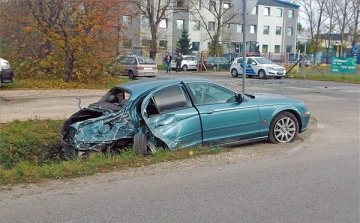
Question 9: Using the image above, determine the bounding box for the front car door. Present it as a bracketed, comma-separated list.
[141, 83, 202, 150]
[185, 82, 260, 147]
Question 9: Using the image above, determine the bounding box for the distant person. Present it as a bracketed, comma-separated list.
[164, 52, 172, 73]
[175, 52, 183, 72]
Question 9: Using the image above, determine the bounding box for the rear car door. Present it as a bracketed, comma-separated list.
[186, 82, 260, 146]
[141, 83, 202, 150]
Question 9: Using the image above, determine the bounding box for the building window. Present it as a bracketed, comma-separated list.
[251, 6, 258, 15]
[288, 9, 294, 18]
[159, 40, 167, 48]
[225, 23, 231, 28]
[262, 44, 268, 53]
[122, 15, 131, 26]
[142, 16, 149, 27]
[160, 19, 168, 28]
[276, 8, 283, 17]
[263, 25, 270, 34]
[177, 0, 184, 7]
[276, 26, 282, 35]
[192, 42, 200, 51]
[223, 2, 231, 9]
[123, 39, 132, 48]
[287, 27, 293, 36]
[250, 25, 257, 34]
[236, 24, 242, 33]
[208, 21, 215, 31]
[177, 19, 185, 29]
[286, 45, 292, 53]
[274, 45, 281, 53]
[209, 1, 216, 11]
[264, 7, 270, 16]
[193, 20, 200, 30]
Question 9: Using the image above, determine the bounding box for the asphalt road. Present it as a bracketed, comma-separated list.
[0, 72, 359, 222]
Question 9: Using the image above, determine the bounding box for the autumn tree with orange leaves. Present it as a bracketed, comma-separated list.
[0, 0, 133, 82]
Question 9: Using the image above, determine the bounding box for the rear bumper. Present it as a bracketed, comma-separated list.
[0, 69, 14, 83]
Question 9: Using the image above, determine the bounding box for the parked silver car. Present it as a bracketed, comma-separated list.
[171, 55, 199, 71]
[117, 55, 158, 79]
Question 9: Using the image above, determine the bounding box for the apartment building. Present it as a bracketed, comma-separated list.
[121, 0, 299, 60]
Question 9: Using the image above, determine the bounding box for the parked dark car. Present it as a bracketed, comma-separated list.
[0, 58, 14, 83]
[203, 57, 231, 70]
[61, 76, 310, 160]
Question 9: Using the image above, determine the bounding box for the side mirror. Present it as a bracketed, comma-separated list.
[251, 62, 257, 65]
[236, 94, 243, 103]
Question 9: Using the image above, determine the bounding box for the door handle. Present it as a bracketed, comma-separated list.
[204, 110, 214, 114]
[155, 124, 163, 128]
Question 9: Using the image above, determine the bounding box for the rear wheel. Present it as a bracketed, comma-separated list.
[128, 70, 135, 80]
[182, 65, 188, 71]
[268, 111, 299, 143]
[134, 133, 147, 155]
[212, 65, 217, 71]
[258, 70, 266, 79]
[231, 69, 239, 77]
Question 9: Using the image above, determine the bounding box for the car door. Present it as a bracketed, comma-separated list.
[141, 83, 202, 150]
[186, 82, 260, 147]
[246, 58, 257, 75]
[188, 56, 198, 70]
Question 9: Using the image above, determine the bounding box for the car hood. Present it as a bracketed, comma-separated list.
[249, 93, 303, 105]
[61, 102, 138, 152]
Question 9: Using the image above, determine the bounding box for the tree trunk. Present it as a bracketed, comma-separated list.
[63, 52, 75, 82]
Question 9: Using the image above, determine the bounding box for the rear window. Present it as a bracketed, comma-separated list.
[138, 57, 156, 65]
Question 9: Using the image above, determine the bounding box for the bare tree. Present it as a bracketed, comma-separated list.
[297, 0, 329, 56]
[128, 0, 187, 60]
[189, 0, 239, 56]
[350, 0, 360, 48]
[332, 0, 353, 57]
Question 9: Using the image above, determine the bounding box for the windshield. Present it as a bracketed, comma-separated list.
[256, 58, 274, 64]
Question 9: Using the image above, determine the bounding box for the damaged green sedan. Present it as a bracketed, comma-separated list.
[61, 76, 310, 159]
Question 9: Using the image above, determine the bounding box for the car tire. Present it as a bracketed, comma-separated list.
[128, 70, 136, 80]
[268, 111, 299, 143]
[134, 133, 147, 155]
[182, 65, 188, 71]
[212, 65, 217, 71]
[258, 70, 266, 79]
[231, 69, 239, 77]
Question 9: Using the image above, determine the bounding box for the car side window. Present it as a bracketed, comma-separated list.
[237, 58, 243, 63]
[129, 58, 136, 64]
[187, 83, 237, 105]
[150, 85, 190, 115]
[247, 58, 253, 64]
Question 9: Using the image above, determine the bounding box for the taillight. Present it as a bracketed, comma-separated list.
[136, 66, 144, 70]
[152, 67, 158, 70]
[204, 61, 208, 66]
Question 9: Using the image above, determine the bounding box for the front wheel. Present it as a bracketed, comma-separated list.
[182, 65, 188, 71]
[231, 69, 239, 77]
[258, 70, 266, 79]
[268, 111, 299, 143]
[128, 70, 135, 80]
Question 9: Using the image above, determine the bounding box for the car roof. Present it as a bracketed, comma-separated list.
[115, 76, 212, 98]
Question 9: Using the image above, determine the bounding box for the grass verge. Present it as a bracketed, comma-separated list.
[0, 119, 229, 186]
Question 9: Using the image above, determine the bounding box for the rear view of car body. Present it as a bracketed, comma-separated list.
[117, 55, 158, 79]
[0, 58, 14, 83]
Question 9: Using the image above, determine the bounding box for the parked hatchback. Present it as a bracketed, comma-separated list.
[0, 58, 14, 83]
[171, 55, 199, 71]
[117, 55, 158, 79]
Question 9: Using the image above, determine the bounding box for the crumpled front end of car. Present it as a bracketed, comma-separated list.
[60, 104, 138, 159]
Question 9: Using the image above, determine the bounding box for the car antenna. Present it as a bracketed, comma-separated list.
[76, 97, 83, 110]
